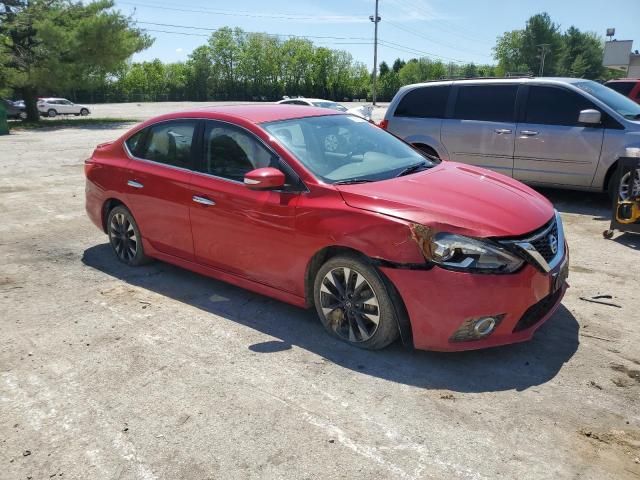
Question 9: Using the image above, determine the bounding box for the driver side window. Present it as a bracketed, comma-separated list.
[200, 122, 275, 182]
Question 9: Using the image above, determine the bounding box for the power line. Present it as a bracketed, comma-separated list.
[120, 1, 366, 22]
[141, 28, 373, 47]
[385, 20, 492, 61]
[136, 21, 372, 41]
[388, 0, 496, 46]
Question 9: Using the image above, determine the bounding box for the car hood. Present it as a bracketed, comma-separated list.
[335, 162, 554, 238]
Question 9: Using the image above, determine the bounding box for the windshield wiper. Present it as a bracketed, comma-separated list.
[396, 161, 428, 177]
[333, 178, 377, 185]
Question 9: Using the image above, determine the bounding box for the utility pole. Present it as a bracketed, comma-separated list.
[537, 44, 551, 76]
[369, 0, 381, 105]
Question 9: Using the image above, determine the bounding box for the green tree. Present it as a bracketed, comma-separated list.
[558, 27, 603, 78]
[0, 0, 151, 120]
[186, 45, 213, 101]
[392, 58, 405, 73]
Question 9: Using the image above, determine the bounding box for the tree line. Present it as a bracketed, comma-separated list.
[1, 3, 623, 121]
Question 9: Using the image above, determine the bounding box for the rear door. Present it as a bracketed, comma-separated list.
[124, 120, 199, 260]
[189, 120, 302, 293]
[441, 84, 518, 177]
[514, 85, 604, 187]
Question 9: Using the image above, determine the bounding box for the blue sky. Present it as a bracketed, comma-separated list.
[114, 0, 640, 68]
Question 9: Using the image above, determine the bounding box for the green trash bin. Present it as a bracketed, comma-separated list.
[0, 99, 9, 135]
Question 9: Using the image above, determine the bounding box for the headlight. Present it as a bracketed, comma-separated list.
[429, 232, 524, 273]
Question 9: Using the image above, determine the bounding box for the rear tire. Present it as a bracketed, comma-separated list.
[107, 206, 150, 266]
[47, 109, 57, 118]
[80, 108, 89, 116]
[313, 254, 400, 350]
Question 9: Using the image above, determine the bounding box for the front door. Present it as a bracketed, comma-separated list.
[441, 84, 519, 177]
[514, 85, 605, 187]
[189, 121, 301, 293]
[124, 120, 199, 260]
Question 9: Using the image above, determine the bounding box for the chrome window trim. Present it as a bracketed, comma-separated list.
[122, 117, 309, 193]
[500, 210, 566, 273]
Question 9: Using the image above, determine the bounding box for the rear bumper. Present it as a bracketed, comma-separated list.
[381, 256, 568, 352]
[85, 179, 105, 232]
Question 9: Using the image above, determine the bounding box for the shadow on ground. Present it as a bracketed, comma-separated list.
[83, 243, 580, 393]
[536, 187, 611, 220]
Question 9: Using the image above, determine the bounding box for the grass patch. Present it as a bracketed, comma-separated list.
[9, 117, 140, 131]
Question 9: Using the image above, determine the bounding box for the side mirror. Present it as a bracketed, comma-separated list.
[244, 167, 285, 190]
[578, 109, 601, 125]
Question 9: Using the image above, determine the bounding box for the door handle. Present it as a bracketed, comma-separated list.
[192, 195, 216, 206]
[520, 130, 539, 136]
[494, 128, 512, 134]
[127, 180, 144, 189]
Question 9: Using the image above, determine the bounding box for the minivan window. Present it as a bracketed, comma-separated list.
[138, 121, 197, 168]
[394, 85, 450, 118]
[453, 84, 518, 122]
[575, 80, 640, 120]
[525, 86, 595, 126]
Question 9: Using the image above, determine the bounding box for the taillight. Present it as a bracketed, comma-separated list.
[84, 158, 96, 177]
[379, 119, 389, 130]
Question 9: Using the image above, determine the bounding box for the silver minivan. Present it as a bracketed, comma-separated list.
[383, 78, 640, 198]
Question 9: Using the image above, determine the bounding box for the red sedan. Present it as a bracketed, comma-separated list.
[85, 105, 568, 351]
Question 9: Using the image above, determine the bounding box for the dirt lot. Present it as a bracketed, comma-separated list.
[1, 103, 639, 480]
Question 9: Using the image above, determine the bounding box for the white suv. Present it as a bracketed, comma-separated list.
[37, 98, 90, 118]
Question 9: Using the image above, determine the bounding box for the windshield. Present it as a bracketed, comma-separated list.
[312, 101, 348, 112]
[263, 114, 434, 183]
[574, 80, 640, 120]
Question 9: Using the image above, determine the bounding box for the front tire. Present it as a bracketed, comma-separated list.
[107, 206, 150, 266]
[313, 255, 400, 350]
[80, 108, 89, 116]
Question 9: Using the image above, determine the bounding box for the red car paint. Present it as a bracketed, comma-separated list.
[85, 105, 567, 351]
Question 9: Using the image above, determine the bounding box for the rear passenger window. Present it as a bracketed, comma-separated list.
[125, 129, 146, 156]
[525, 86, 595, 126]
[394, 85, 450, 118]
[453, 85, 518, 122]
[138, 121, 197, 168]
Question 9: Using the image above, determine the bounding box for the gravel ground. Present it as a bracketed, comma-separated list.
[1, 102, 639, 480]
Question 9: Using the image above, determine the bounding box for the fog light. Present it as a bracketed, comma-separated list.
[450, 314, 505, 342]
[473, 317, 496, 336]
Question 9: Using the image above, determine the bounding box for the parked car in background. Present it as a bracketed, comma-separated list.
[37, 98, 90, 117]
[278, 97, 349, 112]
[382, 78, 640, 199]
[1, 98, 27, 120]
[605, 78, 640, 104]
[85, 105, 568, 352]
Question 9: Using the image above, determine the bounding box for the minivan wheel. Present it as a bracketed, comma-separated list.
[47, 109, 57, 118]
[313, 255, 400, 350]
[107, 206, 150, 266]
[609, 169, 640, 201]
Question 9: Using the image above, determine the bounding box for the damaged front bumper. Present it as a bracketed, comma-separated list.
[381, 258, 568, 351]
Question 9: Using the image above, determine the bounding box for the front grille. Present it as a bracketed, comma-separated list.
[499, 214, 563, 271]
[529, 221, 558, 263]
[513, 288, 563, 332]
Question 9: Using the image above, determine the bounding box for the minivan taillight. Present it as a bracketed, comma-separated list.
[379, 119, 389, 130]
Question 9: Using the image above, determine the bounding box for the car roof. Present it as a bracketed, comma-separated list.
[282, 98, 339, 103]
[143, 104, 344, 125]
[401, 77, 592, 90]
[605, 78, 640, 82]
